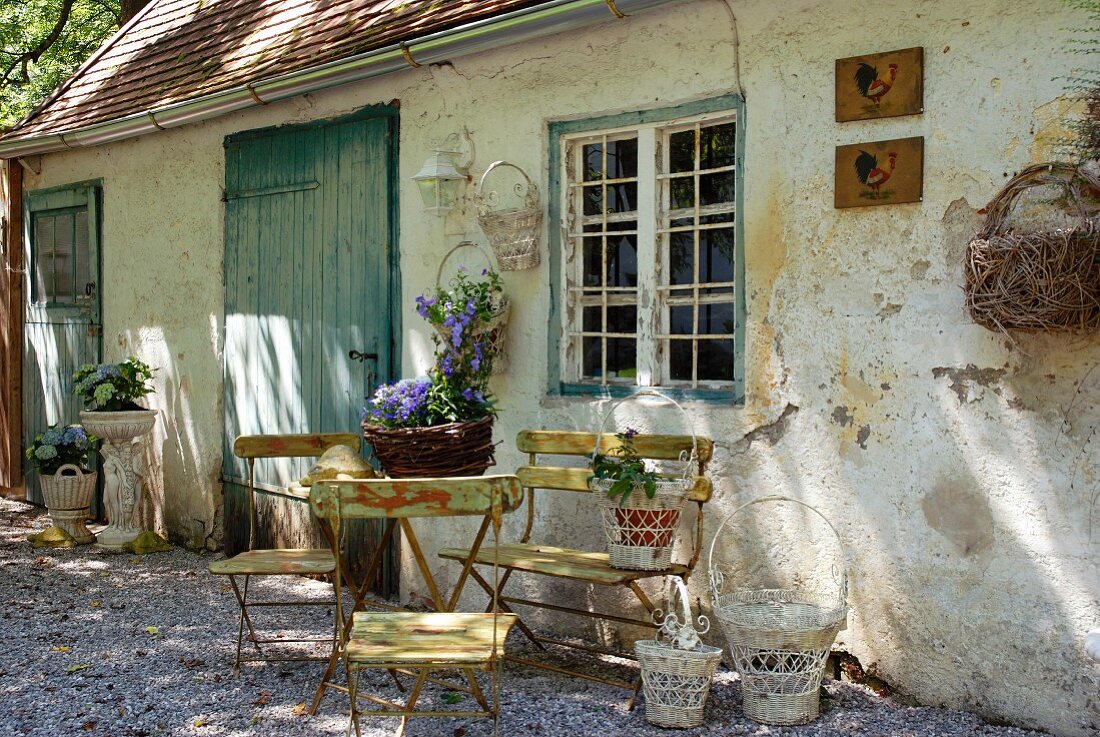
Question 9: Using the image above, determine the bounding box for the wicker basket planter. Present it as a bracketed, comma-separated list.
[476, 161, 542, 271]
[433, 241, 511, 373]
[635, 577, 724, 728]
[965, 163, 1100, 334]
[708, 496, 848, 726]
[595, 482, 688, 570]
[39, 464, 97, 545]
[361, 415, 495, 478]
[589, 390, 696, 571]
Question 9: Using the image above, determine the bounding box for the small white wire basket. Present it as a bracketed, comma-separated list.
[707, 496, 848, 726]
[433, 241, 510, 374]
[635, 577, 724, 728]
[476, 161, 542, 271]
[589, 390, 696, 570]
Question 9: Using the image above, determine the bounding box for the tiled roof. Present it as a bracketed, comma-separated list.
[5, 0, 544, 140]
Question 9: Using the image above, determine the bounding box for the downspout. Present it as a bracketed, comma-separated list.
[0, 0, 682, 159]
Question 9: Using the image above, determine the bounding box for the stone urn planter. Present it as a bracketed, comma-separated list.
[39, 464, 97, 544]
[80, 409, 157, 550]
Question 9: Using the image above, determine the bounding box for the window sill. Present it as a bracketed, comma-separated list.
[549, 382, 742, 405]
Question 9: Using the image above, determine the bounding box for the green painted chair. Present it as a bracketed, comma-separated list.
[309, 475, 523, 737]
[209, 433, 358, 669]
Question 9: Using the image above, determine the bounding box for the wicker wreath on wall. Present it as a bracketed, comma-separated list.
[964, 163, 1100, 334]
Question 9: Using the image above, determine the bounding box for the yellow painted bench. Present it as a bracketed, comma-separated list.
[439, 429, 713, 701]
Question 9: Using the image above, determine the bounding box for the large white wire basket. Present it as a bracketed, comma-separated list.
[476, 161, 542, 271]
[589, 390, 696, 570]
[635, 577, 724, 728]
[707, 496, 848, 726]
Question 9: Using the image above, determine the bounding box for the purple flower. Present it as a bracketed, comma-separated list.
[623, 427, 639, 440]
[441, 353, 455, 377]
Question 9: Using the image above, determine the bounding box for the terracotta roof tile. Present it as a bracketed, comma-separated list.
[5, 0, 546, 140]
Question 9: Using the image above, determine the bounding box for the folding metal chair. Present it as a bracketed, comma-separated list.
[209, 433, 359, 669]
[309, 475, 523, 737]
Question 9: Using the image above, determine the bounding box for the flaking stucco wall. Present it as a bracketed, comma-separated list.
[18, 0, 1100, 732]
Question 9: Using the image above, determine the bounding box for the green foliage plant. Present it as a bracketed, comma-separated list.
[0, 0, 123, 130]
[26, 424, 98, 474]
[1062, 0, 1100, 161]
[73, 357, 155, 411]
[589, 428, 661, 506]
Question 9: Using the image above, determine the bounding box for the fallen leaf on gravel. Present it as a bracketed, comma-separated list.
[89, 601, 100, 608]
[144, 626, 159, 635]
[441, 692, 462, 705]
[220, 584, 232, 593]
[454, 728, 467, 737]
[82, 719, 96, 731]
[250, 715, 261, 725]
[193, 719, 208, 728]
[49, 645, 71, 653]
[99, 571, 110, 577]
[252, 690, 271, 705]
[291, 702, 308, 716]
[65, 664, 91, 673]
[180, 657, 204, 669]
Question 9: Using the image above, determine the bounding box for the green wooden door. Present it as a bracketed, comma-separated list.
[222, 107, 399, 594]
[22, 182, 102, 506]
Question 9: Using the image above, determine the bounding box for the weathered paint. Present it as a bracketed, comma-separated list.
[17, 0, 1100, 732]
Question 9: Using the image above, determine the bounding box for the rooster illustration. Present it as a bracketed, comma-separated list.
[855, 62, 898, 104]
[854, 150, 898, 192]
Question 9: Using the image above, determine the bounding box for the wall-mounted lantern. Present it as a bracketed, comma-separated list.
[412, 130, 475, 217]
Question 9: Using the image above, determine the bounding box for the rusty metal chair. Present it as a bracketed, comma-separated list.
[209, 433, 359, 669]
[309, 475, 523, 737]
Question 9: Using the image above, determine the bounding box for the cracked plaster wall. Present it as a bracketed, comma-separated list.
[19, 0, 1100, 732]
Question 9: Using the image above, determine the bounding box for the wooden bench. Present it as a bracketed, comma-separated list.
[439, 429, 713, 702]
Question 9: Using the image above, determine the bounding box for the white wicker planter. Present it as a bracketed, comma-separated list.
[708, 496, 848, 726]
[635, 577, 723, 728]
[588, 391, 697, 571]
[594, 480, 689, 570]
[39, 464, 96, 544]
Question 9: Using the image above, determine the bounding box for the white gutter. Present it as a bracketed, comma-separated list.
[0, 0, 681, 159]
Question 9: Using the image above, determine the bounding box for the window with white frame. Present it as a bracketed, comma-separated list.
[559, 110, 740, 392]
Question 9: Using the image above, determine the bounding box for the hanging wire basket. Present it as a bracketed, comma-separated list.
[707, 496, 848, 726]
[590, 390, 697, 571]
[476, 160, 542, 271]
[635, 577, 724, 728]
[433, 241, 510, 374]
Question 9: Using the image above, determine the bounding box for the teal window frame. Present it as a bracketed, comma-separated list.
[23, 179, 102, 320]
[547, 96, 746, 404]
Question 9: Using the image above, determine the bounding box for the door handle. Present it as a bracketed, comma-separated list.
[349, 350, 380, 393]
[348, 350, 378, 363]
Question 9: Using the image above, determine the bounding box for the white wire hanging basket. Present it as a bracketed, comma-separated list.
[589, 390, 697, 570]
[476, 160, 542, 271]
[635, 576, 724, 728]
[433, 241, 510, 374]
[707, 496, 849, 726]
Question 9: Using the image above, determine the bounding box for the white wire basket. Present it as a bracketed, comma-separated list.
[433, 241, 510, 374]
[635, 577, 724, 728]
[476, 161, 542, 271]
[707, 496, 848, 726]
[589, 390, 696, 570]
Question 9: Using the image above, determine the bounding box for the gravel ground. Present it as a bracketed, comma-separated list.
[0, 498, 1046, 737]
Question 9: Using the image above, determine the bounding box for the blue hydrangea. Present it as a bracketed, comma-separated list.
[34, 445, 58, 461]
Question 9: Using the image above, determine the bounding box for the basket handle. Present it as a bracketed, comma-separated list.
[476, 160, 538, 210]
[434, 241, 495, 289]
[706, 495, 848, 605]
[654, 576, 710, 649]
[54, 463, 85, 477]
[978, 163, 1100, 240]
[591, 390, 698, 479]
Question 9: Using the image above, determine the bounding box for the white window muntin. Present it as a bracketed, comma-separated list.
[561, 110, 737, 389]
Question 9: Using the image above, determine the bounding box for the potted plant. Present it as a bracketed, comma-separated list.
[588, 392, 697, 571]
[26, 425, 100, 544]
[361, 265, 502, 477]
[73, 357, 157, 549]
